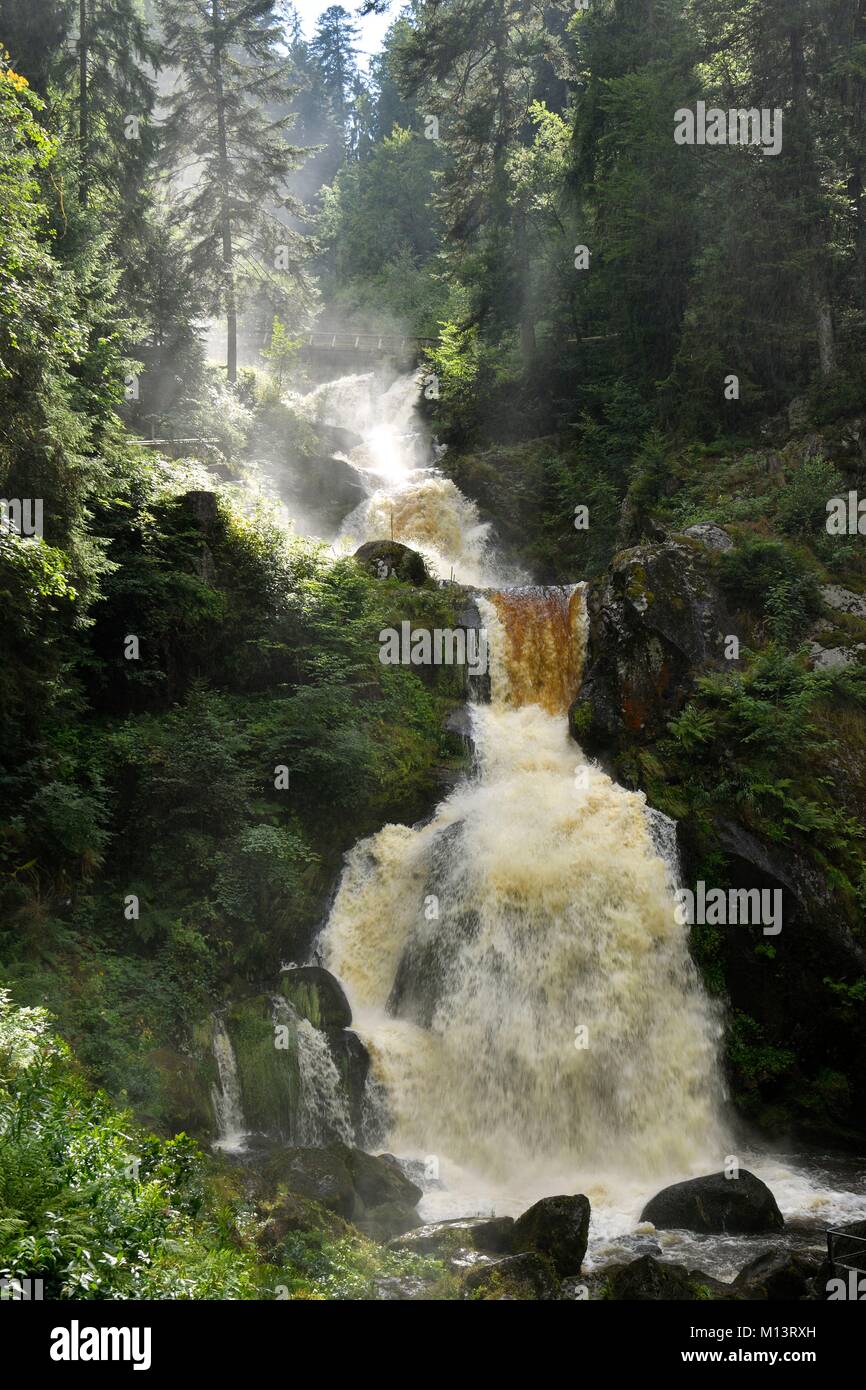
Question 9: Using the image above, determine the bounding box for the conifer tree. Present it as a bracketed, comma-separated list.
[159, 0, 308, 383]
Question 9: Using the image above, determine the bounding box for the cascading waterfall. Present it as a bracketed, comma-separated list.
[295, 1014, 355, 1146]
[320, 582, 729, 1208]
[292, 369, 502, 586]
[211, 1015, 248, 1154]
[284, 366, 865, 1259]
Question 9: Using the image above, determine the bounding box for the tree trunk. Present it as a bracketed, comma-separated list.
[789, 25, 836, 376]
[212, 0, 237, 384]
[78, 0, 88, 207]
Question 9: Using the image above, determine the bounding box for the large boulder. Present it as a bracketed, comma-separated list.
[389, 1216, 515, 1258]
[510, 1194, 591, 1277]
[640, 1171, 784, 1234]
[259, 1143, 422, 1241]
[733, 1250, 822, 1300]
[353, 539, 428, 585]
[463, 1252, 561, 1301]
[604, 1255, 739, 1301]
[279, 966, 352, 1031]
[571, 537, 737, 752]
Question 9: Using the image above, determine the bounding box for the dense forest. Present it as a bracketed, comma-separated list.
[1, 0, 866, 1317]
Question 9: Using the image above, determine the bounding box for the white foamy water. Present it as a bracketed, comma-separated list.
[321, 587, 729, 1205]
[211, 1015, 248, 1154]
[298, 368, 866, 1280]
[291, 370, 502, 585]
[296, 1016, 354, 1146]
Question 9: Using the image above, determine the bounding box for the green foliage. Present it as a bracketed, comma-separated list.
[0, 989, 258, 1298]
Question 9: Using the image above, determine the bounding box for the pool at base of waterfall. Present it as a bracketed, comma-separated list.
[396, 1148, 866, 1283]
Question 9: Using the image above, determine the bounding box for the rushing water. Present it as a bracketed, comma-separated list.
[211, 1015, 248, 1154]
[287, 367, 866, 1279]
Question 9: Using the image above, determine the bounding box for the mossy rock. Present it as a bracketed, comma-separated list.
[279, 966, 351, 1030]
[463, 1252, 560, 1301]
[145, 1045, 216, 1138]
[353, 540, 428, 585]
[225, 995, 300, 1142]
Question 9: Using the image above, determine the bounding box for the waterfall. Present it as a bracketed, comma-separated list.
[290, 368, 505, 586]
[269, 992, 356, 1146]
[320, 582, 728, 1204]
[296, 1018, 355, 1146]
[211, 1016, 248, 1154]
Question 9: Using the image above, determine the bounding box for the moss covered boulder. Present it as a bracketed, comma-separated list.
[463, 1252, 561, 1301]
[510, 1194, 591, 1277]
[353, 539, 428, 585]
[279, 966, 352, 1030]
[259, 1143, 422, 1241]
[603, 1255, 740, 1301]
[572, 536, 736, 751]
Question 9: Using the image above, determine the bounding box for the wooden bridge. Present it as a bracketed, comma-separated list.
[300, 331, 437, 359]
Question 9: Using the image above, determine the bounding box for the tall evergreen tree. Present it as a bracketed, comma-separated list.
[159, 0, 309, 383]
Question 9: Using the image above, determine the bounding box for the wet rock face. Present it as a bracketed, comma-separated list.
[389, 1216, 515, 1258]
[640, 1170, 785, 1235]
[733, 1250, 822, 1300]
[510, 1194, 591, 1277]
[571, 538, 736, 751]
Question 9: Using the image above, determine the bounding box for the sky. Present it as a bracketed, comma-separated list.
[291, 1, 396, 70]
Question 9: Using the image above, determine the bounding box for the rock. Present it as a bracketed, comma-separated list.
[604, 1255, 738, 1301]
[640, 1171, 784, 1234]
[809, 643, 863, 671]
[463, 1252, 561, 1301]
[376, 1153, 444, 1191]
[572, 537, 737, 751]
[389, 1216, 515, 1257]
[257, 1192, 346, 1252]
[144, 1045, 216, 1139]
[263, 1145, 356, 1218]
[279, 966, 352, 1030]
[353, 539, 428, 585]
[820, 583, 866, 617]
[259, 1143, 422, 1242]
[510, 1194, 591, 1277]
[683, 522, 734, 552]
[309, 422, 363, 456]
[351, 1147, 423, 1212]
[272, 451, 366, 534]
[733, 1250, 822, 1300]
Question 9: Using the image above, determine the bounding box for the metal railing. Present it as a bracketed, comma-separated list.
[300, 332, 437, 355]
[827, 1227, 866, 1275]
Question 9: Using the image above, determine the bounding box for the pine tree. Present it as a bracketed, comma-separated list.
[309, 5, 359, 126]
[159, 0, 309, 383]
